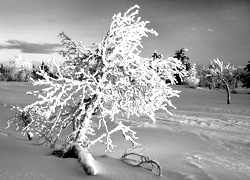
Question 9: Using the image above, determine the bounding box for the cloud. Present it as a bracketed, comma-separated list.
[206, 28, 214, 32]
[190, 27, 214, 32]
[0, 40, 62, 54]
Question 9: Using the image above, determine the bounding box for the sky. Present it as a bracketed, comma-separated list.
[0, 0, 249, 66]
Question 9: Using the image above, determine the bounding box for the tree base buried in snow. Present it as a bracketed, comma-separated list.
[52, 143, 98, 175]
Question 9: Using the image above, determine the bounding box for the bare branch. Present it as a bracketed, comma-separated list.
[121, 147, 162, 176]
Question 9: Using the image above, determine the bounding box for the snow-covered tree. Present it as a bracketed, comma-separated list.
[9, 54, 33, 70]
[204, 58, 236, 104]
[8, 54, 33, 81]
[7, 5, 183, 175]
[184, 63, 200, 88]
[173, 47, 190, 84]
[174, 47, 190, 71]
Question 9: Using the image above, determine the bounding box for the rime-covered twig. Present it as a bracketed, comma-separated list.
[121, 147, 162, 176]
[89, 121, 139, 152]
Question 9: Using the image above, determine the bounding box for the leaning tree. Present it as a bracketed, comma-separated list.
[6, 5, 184, 176]
[204, 58, 236, 104]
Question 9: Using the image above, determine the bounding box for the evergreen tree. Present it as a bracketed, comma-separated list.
[151, 51, 183, 84]
[242, 61, 250, 89]
[174, 48, 191, 71]
[173, 47, 190, 84]
[0, 64, 5, 74]
[232, 67, 245, 89]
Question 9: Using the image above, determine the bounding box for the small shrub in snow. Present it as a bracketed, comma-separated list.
[183, 63, 199, 88]
[184, 76, 200, 88]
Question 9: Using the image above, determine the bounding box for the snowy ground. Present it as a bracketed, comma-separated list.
[0, 82, 250, 180]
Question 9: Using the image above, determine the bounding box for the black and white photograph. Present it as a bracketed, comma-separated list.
[0, 0, 250, 179]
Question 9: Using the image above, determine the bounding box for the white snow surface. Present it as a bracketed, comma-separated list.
[0, 82, 250, 180]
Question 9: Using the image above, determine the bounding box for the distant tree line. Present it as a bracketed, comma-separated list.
[0, 51, 249, 96]
[0, 55, 57, 82]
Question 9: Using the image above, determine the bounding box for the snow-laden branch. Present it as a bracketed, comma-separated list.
[206, 58, 236, 78]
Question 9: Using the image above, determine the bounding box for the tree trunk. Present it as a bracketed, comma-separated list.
[223, 81, 231, 104]
[63, 143, 98, 175]
[218, 77, 231, 105]
[75, 95, 98, 141]
[61, 95, 101, 175]
[71, 95, 100, 175]
[225, 84, 231, 104]
[73, 143, 98, 175]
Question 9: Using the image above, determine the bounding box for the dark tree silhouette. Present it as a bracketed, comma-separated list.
[173, 48, 190, 85]
[242, 61, 250, 89]
[0, 64, 5, 74]
[174, 48, 191, 71]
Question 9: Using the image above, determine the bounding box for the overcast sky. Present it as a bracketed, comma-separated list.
[0, 0, 249, 66]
